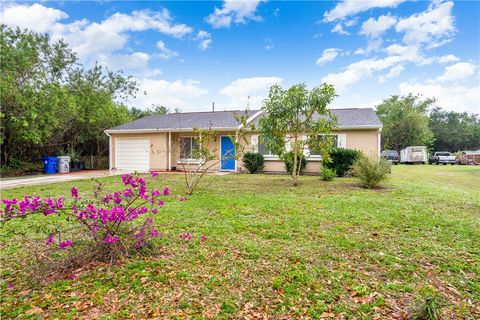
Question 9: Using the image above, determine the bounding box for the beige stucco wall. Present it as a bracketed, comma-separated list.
[110, 133, 168, 170]
[344, 129, 380, 158]
[240, 129, 380, 174]
[110, 128, 379, 173]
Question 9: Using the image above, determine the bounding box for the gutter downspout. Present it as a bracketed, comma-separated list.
[105, 132, 113, 170]
[168, 132, 172, 170]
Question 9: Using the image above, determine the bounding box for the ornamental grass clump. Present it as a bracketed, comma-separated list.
[0, 172, 184, 274]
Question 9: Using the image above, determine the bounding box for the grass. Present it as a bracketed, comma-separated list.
[1, 165, 479, 318]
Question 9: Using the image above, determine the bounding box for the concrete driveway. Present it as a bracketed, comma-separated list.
[0, 170, 128, 190]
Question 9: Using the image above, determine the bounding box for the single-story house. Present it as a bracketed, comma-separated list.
[104, 108, 382, 174]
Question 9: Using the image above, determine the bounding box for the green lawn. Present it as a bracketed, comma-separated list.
[1, 165, 479, 319]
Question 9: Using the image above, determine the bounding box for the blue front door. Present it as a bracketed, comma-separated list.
[221, 136, 235, 171]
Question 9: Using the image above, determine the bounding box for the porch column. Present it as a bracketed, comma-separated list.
[168, 132, 172, 170]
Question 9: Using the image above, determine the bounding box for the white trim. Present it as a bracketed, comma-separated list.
[237, 110, 263, 130]
[220, 135, 236, 172]
[177, 159, 202, 165]
[105, 127, 237, 134]
[168, 132, 172, 170]
[105, 124, 382, 135]
[105, 132, 112, 170]
[336, 125, 382, 130]
[263, 155, 280, 160]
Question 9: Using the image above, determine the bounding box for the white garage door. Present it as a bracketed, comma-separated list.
[115, 138, 150, 171]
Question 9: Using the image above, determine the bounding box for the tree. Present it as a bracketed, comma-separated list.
[0, 25, 138, 167]
[128, 105, 169, 120]
[259, 83, 337, 186]
[376, 94, 434, 151]
[0, 25, 77, 164]
[429, 107, 480, 152]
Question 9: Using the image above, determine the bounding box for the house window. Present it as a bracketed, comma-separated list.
[309, 134, 338, 156]
[257, 142, 275, 156]
[180, 137, 199, 159]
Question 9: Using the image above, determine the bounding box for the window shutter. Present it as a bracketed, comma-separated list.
[337, 134, 347, 148]
[251, 135, 259, 152]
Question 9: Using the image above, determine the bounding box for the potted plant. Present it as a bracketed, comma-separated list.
[68, 148, 84, 172]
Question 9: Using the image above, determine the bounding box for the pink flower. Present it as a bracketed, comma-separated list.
[71, 187, 78, 198]
[151, 190, 161, 197]
[163, 187, 170, 196]
[179, 197, 188, 202]
[157, 200, 164, 207]
[7, 283, 13, 290]
[180, 233, 192, 241]
[59, 240, 73, 249]
[150, 171, 159, 177]
[201, 235, 207, 242]
[152, 208, 158, 214]
[69, 274, 77, 280]
[150, 229, 160, 237]
[104, 235, 119, 244]
[45, 233, 55, 245]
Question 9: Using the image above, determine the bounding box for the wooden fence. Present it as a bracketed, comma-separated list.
[79, 155, 109, 170]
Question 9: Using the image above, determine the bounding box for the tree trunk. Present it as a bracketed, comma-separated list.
[292, 136, 298, 186]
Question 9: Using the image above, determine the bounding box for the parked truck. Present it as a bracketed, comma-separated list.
[431, 152, 457, 165]
[400, 146, 428, 164]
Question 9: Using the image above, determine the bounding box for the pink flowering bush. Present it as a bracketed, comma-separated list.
[0, 173, 183, 269]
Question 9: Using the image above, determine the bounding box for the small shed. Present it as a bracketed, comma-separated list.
[457, 150, 480, 165]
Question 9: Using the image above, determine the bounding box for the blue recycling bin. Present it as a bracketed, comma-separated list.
[42, 157, 58, 174]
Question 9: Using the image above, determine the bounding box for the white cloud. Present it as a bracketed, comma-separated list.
[437, 54, 460, 64]
[220, 76, 282, 107]
[399, 81, 480, 114]
[194, 30, 212, 50]
[0, 3, 192, 69]
[206, 0, 264, 28]
[133, 79, 208, 110]
[322, 47, 426, 92]
[0, 3, 68, 33]
[156, 41, 179, 60]
[98, 52, 151, 70]
[331, 23, 350, 35]
[379, 65, 404, 83]
[360, 14, 397, 38]
[395, 1, 456, 47]
[355, 39, 383, 55]
[324, 0, 406, 22]
[316, 48, 342, 65]
[437, 62, 476, 82]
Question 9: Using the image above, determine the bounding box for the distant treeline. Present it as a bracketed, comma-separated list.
[376, 95, 479, 153]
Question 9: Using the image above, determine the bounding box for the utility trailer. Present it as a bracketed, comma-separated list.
[400, 146, 428, 164]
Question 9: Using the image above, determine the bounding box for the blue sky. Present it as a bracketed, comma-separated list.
[2, 1, 479, 113]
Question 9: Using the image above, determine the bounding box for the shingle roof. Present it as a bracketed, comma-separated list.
[108, 110, 259, 131]
[106, 108, 381, 132]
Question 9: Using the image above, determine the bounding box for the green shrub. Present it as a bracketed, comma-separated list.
[320, 166, 336, 181]
[282, 152, 307, 175]
[350, 156, 390, 188]
[324, 148, 362, 177]
[242, 152, 265, 173]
